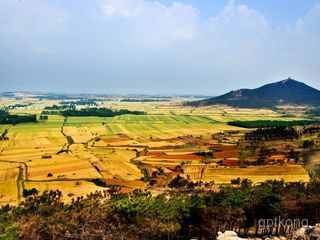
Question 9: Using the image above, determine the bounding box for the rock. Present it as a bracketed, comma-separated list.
[224, 231, 238, 237]
[292, 225, 319, 240]
[217, 230, 247, 240]
[292, 227, 309, 240]
[273, 237, 280, 240]
[308, 224, 320, 240]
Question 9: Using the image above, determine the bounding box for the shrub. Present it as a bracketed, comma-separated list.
[22, 188, 39, 197]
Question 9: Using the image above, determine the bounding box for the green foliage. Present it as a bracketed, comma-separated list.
[61, 108, 145, 117]
[306, 107, 320, 116]
[42, 108, 145, 117]
[245, 126, 299, 141]
[195, 151, 213, 158]
[168, 175, 194, 189]
[1, 181, 320, 239]
[66, 136, 74, 145]
[120, 98, 170, 102]
[22, 188, 39, 198]
[230, 177, 241, 185]
[39, 115, 48, 120]
[44, 104, 70, 110]
[0, 110, 36, 124]
[0, 225, 18, 240]
[92, 178, 109, 187]
[60, 100, 98, 106]
[228, 120, 320, 128]
[0, 129, 8, 141]
[302, 140, 315, 148]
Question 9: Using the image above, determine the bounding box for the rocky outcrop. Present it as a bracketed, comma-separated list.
[292, 224, 320, 240]
[215, 224, 320, 240]
[217, 230, 246, 240]
[216, 230, 286, 240]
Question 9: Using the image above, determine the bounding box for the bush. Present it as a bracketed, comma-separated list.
[168, 175, 192, 189]
[22, 188, 39, 197]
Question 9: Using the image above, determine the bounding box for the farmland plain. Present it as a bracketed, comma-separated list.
[0, 95, 314, 205]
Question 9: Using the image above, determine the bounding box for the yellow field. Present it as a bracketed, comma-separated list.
[89, 148, 142, 180]
[0, 180, 19, 205]
[200, 165, 309, 184]
[27, 153, 101, 180]
[24, 180, 106, 203]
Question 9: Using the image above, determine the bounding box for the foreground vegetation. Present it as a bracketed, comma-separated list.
[1, 180, 320, 240]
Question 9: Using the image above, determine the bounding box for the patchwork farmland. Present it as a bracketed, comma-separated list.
[0, 94, 314, 205]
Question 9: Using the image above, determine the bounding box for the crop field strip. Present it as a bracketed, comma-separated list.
[201, 165, 309, 184]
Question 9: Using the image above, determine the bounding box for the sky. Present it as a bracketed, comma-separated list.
[0, 0, 320, 95]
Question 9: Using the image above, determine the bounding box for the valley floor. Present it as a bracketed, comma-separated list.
[0, 97, 315, 205]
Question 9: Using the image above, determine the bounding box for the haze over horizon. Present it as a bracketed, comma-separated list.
[1, 0, 320, 95]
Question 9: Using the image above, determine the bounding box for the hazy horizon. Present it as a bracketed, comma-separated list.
[1, 0, 320, 94]
[1, 77, 319, 96]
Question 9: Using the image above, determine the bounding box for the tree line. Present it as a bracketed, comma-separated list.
[0, 110, 36, 124]
[1, 180, 320, 240]
[60, 108, 145, 117]
[307, 108, 320, 117]
[42, 108, 145, 117]
[244, 126, 300, 141]
[228, 120, 320, 128]
[120, 98, 170, 102]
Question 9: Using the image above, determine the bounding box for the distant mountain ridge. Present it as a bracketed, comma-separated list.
[186, 78, 320, 108]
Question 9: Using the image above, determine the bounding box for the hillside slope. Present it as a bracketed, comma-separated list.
[186, 78, 320, 108]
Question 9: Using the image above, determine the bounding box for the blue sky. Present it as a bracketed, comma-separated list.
[0, 0, 320, 94]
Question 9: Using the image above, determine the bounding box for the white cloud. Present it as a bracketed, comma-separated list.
[97, 0, 270, 49]
[207, 0, 269, 36]
[98, 0, 199, 47]
[99, 0, 144, 18]
[295, 3, 320, 34]
[0, 0, 68, 37]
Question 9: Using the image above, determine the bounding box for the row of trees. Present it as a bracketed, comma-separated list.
[60, 100, 98, 106]
[120, 98, 170, 102]
[1, 180, 320, 240]
[0, 110, 37, 124]
[60, 108, 145, 117]
[44, 104, 71, 110]
[306, 107, 320, 116]
[228, 120, 320, 128]
[44, 101, 98, 111]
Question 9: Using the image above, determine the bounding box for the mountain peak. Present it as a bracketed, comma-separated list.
[279, 78, 301, 85]
[186, 79, 320, 108]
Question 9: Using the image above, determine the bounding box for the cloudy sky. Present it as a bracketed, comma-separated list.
[0, 0, 320, 94]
